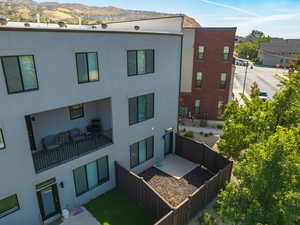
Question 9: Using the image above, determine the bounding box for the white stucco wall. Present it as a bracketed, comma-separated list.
[0, 30, 181, 225]
[181, 28, 195, 93]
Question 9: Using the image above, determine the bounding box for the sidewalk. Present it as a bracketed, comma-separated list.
[232, 76, 250, 106]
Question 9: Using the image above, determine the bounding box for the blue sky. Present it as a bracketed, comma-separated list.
[37, 0, 300, 38]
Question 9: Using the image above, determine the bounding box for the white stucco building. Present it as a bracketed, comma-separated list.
[0, 16, 183, 225]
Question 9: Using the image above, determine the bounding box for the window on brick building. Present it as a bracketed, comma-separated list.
[195, 99, 201, 114]
[220, 73, 227, 89]
[217, 101, 225, 117]
[223, 46, 230, 60]
[195, 72, 202, 88]
[198, 46, 205, 59]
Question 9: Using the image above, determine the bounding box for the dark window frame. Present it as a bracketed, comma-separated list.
[194, 99, 201, 114]
[197, 45, 205, 60]
[219, 73, 227, 89]
[75, 52, 100, 84]
[130, 136, 154, 169]
[0, 128, 6, 150]
[0, 194, 20, 219]
[129, 93, 154, 126]
[195, 72, 203, 88]
[127, 49, 155, 76]
[73, 156, 109, 197]
[69, 104, 84, 120]
[1, 55, 39, 95]
[223, 46, 230, 61]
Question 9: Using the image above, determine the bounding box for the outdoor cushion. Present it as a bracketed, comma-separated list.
[43, 135, 60, 150]
[69, 128, 85, 142]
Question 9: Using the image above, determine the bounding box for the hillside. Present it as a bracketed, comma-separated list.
[0, 0, 200, 27]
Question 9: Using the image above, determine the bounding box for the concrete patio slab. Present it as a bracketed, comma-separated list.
[61, 207, 101, 225]
[154, 154, 199, 180]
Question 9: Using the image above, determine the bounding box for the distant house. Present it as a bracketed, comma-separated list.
[257, 38, 300, 67]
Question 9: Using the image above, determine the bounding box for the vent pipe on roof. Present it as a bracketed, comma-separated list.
[0, 18, 8, 26]
[24, 22, 30, 27]
[58, 21, 66, 28]
[134, 25, 140, 30]
[101, 24, 107, 29]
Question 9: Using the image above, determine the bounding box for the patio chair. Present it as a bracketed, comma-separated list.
[43, 135, 60, 151]
[56, 132, 71, 146]
[69, 128, 85, 142]
[86, 119, 102, 135]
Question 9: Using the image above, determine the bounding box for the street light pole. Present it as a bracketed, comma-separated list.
[242, 61, 249, 95]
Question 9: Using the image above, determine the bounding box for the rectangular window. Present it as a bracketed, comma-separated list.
[217, 101, 225, 117]
[0, 194, 20, 219]
[127, 50, 154, 76]
[195, 99, 201, 114]
[129, 93, 154, 125]
[76, 52, 99, 83]
[220, 73, 227, 89]
[73, 156, 109, 196]
[69, 104, 84, 120]
[223, 46, 230, 60]
[195, 72, 203, 88]
[130, 136, 154, 168]
[198, 46, 205, 59]
[1, 55, 38, 94]
[0, 128, 5, 150]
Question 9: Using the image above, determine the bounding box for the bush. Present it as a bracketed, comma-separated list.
[204, 133, 209, 137]
[184, 130, 194, 138]
[198, 212, 219, 225]
[208, 132, 214, 136]
[216, 124, 223, 129]
[199, 131, 204, 135]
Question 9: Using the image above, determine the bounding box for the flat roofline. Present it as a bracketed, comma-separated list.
[0, 26, 183, 36]
[185, 27, 237, 31]
[106, 15, 185, 24]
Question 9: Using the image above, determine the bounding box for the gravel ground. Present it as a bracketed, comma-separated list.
[140, 167, 214, 207]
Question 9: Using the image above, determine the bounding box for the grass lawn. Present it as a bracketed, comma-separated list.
[85, 188, 156, 225]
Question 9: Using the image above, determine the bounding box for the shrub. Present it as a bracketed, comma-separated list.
[204, 133, 209, 137]
[198, 212, 218, 225]
[200, 131, 204, 135]
[216, 124, 223, 129]
[184, 130, 194, 138]
[208, 132, 214, 136]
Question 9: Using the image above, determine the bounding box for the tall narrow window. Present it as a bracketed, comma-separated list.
[130, 136, 154, 168]
[127, 49, 154, 76]
[0, 128, 5, 150]
[195, 99, 201, 114]
[0, 194, 20, 219]
[129, 93, 154, 125]
[198, 46, 205, 59]
[223, 46, 230, 60]
[195, 72, 203, 88]
[76, 52, 99, 83]
[217, 101, 225, 117]
[69, 104, 84, 120]
[73, 156, 109, 196]
[1, 55, 38, 94]
[220, 73, 227, 89]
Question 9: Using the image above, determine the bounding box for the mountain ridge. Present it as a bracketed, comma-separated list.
[0, 0, 200, 27]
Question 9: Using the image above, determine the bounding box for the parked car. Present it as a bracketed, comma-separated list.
[259, 91, 269, 101]
[236, 60, 248, 66]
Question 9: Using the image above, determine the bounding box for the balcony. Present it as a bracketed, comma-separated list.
[26, 98, 113, 173]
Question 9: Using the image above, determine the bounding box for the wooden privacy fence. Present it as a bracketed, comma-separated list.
[115, 135, 233, 225]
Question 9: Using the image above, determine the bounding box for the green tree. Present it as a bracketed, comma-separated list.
[217, 126, 300, 225]
[218, 72, 300, 160]
[250, 81, 260, 98]
[235, 42, 258, 60]
[288, 55, 300, 72]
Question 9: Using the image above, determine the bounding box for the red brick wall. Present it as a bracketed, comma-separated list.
[180, 28, 236, 121]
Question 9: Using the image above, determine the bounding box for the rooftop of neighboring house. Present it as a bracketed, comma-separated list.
[259, 38, 300, 53]
[0, 15, 184, 35]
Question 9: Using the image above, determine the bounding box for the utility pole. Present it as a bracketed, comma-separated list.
[242, 61, 249, 95]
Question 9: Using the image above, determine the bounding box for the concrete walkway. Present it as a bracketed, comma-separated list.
[61, 207, 101, 225]
[179, 125, 223, 135]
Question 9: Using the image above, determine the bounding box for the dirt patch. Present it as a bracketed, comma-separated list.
[140, 167, 214, 207]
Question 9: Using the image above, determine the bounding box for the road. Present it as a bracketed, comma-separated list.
[233, 65, 287, 100]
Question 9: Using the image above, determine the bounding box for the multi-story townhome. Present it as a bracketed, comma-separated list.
[0, 16, 183, 225]
[180, 27, 236, 125]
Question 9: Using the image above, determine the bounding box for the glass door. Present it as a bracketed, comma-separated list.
[164, 131, 173, 155]
[37, 184, 61, 221]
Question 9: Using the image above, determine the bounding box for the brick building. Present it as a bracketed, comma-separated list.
[180, 27, 236, 124]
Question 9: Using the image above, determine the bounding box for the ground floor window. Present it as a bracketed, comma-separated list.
[0, 194, 20, 219]
[217, 101, 225, 117]
[194, 99, 201, 114]
[130, 136, 154, 168]
[73, 156, 109, 196]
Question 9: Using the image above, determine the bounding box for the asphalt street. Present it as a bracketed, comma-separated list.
[233, 65, 287, 100]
